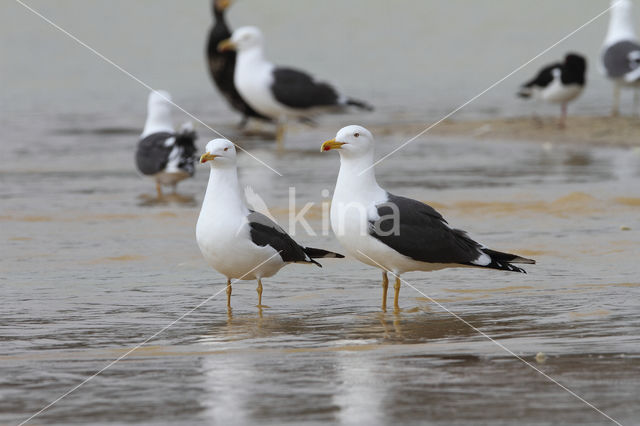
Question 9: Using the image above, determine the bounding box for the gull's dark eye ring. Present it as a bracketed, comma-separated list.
[224, 147, 229, 151]
[354, 133, 360, 137]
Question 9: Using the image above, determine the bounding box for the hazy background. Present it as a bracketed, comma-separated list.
[0, 0, 631, 130]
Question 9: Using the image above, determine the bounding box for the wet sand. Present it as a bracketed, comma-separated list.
[371, 115, 640, 148]
[3, 131, 640, 425]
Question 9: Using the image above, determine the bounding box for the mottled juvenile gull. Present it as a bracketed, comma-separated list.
[218, 26, 372, 148]
[196, 138, 344, 308]
[206, 0, 270, 128]
[518, 53, 587, 128]
[136, 90, 197, 198]
[321, 125, 535, 312]
[601, 0, 640, 115]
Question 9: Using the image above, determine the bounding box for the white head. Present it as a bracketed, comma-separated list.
[321, 125, 375, 159]
[606, 0, 637, 45]
[199, 138, 237, 168]
[142, 90, 173, 137]
[219, 26, 264, 52]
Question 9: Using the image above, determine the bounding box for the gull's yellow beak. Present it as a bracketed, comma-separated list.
[217, 0, 232, 10]
[321, 138, 346, 152]
[218, 38, 236, 52]
[200, 152, 219, 163]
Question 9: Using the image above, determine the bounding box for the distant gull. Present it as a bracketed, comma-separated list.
[321, 125, 535, 312]
[196, 138, 344, 308]
[136, 91, 197, 199]
[206, 0, 271, 128]
[218, 26, 373, 148]
[601, 0, 640, 116]
[518, 53, 587, 128]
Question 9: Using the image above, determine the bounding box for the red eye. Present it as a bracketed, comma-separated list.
[354, 133, 360, 137]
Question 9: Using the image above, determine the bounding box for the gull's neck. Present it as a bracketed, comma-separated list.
[236, 45, 269, 71]
[201, 165, 249, 219]
[605, 1, 637, 46]
[142, 105, 173, 138]
[335, 152, 386, 203]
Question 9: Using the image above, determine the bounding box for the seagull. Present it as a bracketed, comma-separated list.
[518, 53, 587, 128]
[205, 0, 271, 128]
[601, 0, 640, 116]
[321, 125, 535, 312]
[136, 90, 197, 199]
[218, 26, 373, 149]
[196, 138, 344, 309]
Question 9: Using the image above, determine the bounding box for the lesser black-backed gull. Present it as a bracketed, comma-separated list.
[321, 125, 535, 312]
[196, 138, 344, 309]
[218, 26, 373, 148]
[602, 0, 640, 115]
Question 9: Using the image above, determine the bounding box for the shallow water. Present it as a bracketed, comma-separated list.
[2, 1, 640, 425]
[2, 127, 640, 425]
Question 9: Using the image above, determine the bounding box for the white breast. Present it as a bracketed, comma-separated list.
[541, 80, 583, 104]
[233, 52, 283, 119]
[196, 210, 285, 280]
[196, 169, 286, 281]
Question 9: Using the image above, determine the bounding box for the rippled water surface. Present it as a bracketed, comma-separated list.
[2, 1, 640, 425]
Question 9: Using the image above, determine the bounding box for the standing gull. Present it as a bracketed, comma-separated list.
[601, 0, 640, 116]
[206, 0, 270, 128]
[218, 26, 373, 148]
[518, 53, 587, 128]
[321, 126, 535, 312]
[196, 138, 344, 309]
[136, 91, 197, 199]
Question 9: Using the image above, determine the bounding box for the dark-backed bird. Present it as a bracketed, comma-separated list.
[205, 0, 270, 128]
[518, 53, 587, 128]
[321, 125, 535, 312]
[601, 0, 640, 116]
[218, 26, 373, 149]
[136, 91, 197, 199]
[196, 138, 344, 309]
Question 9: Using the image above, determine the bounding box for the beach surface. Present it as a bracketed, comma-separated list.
[2, 1, 639, 425]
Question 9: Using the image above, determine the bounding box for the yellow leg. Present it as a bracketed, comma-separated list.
[155, 181, 163, 199]
[257, 278, 263, 307]
[381, 271, 389, 312]
[226, 278, 232, 309]
[393, 276, 401, 312]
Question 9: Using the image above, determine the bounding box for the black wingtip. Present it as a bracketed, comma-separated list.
[512, 256, 536, 265]
[492, 261, 527, 273]
[303, 247, 345, 259]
